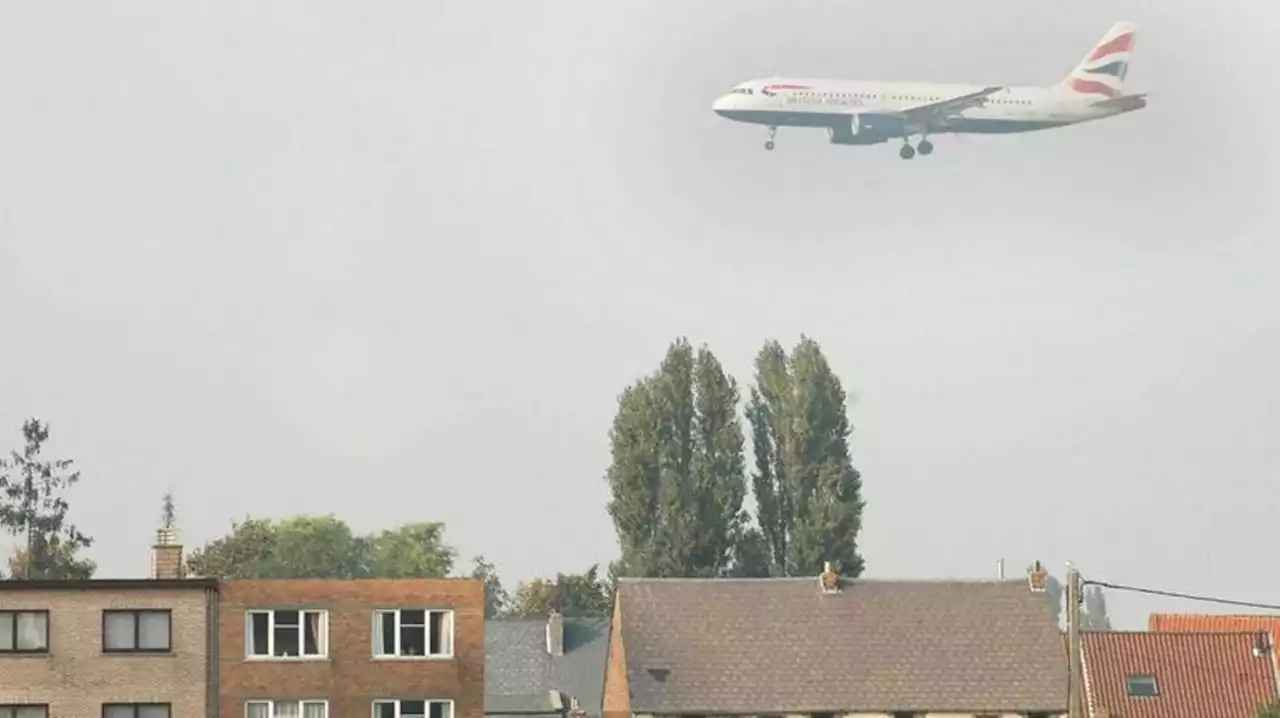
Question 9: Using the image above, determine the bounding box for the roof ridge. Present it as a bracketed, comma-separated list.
[617, 576, 1030, 584]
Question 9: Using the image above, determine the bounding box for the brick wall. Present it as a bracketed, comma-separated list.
[0, 584, 214, 717]
[601, 596, 630, 717]
[219, 578, 484, 718]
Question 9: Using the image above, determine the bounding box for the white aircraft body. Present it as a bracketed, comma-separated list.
[712, 22, 1146, 159]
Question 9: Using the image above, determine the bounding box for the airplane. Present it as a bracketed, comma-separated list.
[711, 22, 1147, 159]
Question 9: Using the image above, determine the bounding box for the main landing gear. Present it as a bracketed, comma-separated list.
[899, 136, 934, 160]
[764, 125, 777, 151]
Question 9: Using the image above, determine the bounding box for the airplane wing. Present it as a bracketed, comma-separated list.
[894, 86, 1002, 122]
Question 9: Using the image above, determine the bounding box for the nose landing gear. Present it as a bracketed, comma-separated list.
[764, 125, 777, 151]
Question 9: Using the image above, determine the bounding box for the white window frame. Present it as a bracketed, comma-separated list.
[371, 609, 454, 659]
[244, 700, 328, 718]
[245, 609, 328, 660]
[370, 699, 454, 718]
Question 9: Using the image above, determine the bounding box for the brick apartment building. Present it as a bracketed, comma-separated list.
[218, 577, 485, 718]
[0, 526, 218, 718]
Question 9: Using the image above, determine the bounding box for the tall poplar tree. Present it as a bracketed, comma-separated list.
[605, 338, 750, 578]
[746, 336, 865, 577]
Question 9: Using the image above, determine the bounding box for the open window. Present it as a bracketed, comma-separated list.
[371, 700, 452, 718]
[245, 609, 327, 659]
[372, 609, 453, 658]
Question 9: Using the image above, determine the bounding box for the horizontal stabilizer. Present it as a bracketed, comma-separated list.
[1091, 93, 1147, 111]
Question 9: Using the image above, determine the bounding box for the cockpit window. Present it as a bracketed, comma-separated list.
[729, 87, 753, 95]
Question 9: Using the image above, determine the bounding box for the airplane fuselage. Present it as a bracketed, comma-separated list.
[712, 79, 1145, 146]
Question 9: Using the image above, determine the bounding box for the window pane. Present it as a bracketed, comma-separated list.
[103, 707, 135, 718]
[400, 624, 425, 656]
[303, 612, 323, 655]
[400, 609, 425, 625]
[138, 706, 170, 718]
[428, 702, 452, 718]
[15, 613, 47, 650]
[273, 624, 300, 657]
[104, 612, 137, 650]
[245, 702, 270, 718]
[15, 709, 47, 718]
[138, 612, 170, 650]
[372, 703, 395, 718]
[249, 613, 270, 655]
[400, 700, 425, 716]
[273, 701, 300, 718]
[375, 612, 395, 655]
[0, 613, 13, 650]
[428, 612, 452, 655]
[302, 702, 326, 718]
[274, 610, 299, 626]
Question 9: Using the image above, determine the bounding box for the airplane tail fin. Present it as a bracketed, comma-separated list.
[1056, 22, 1137, 98]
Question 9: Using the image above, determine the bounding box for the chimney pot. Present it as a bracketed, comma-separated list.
[819, 561, 840, 594]
[546, 609, 564, 656]
[1027, 559, 1048, 593]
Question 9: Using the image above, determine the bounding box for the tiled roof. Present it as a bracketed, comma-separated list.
[616, 576, 1068, 714]
[1150, 612, 1280, 635]
[1081, 631, 1279, 718]
[484, 617, 610, 716]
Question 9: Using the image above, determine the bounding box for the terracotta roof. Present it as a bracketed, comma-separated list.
[1081, 631, 1279, 718]
[616, 576, 1068, 714]
[1149, 612, 1280, 636]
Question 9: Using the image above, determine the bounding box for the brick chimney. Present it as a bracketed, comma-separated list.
[1027, 560, 1048, 593]
[151, 525, 184, 580]
[819, 561, 840, 594]
[546, 609, 564, 656]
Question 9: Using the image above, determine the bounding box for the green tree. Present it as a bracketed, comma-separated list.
[366, 522, 455, 578]
[469, 555, 509, 618]
[605, 338, 751, 578]
[8, 538, 96, 580]
[508, 565, 611, 617]
[0, 419, 95, 579]
[186, 515, 455, 579]
[746, 337, 865, 578]
[1081, 586, 1113, 630]
[1045, 574, 1064, 627]
[1256, 698, 1280, 718]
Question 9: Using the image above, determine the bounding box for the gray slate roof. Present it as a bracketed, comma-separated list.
[485, 617, 610, 716]
[617, 576, 1068, 715]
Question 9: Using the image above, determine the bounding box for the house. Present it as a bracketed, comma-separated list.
[1080, 631, 1280, 718]
[603, 561, 1069, 718]
[485, 610, 609, 716]
[0, 526, 218, 718]
[218, 576, 485, 718]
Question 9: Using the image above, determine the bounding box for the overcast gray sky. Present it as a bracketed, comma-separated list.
[1, 0, 1276, 628]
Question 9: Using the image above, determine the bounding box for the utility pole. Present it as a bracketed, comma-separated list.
[1066, 566, 1084, 718]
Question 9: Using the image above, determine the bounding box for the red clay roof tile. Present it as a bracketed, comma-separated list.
[1081, 631, 1278, 718]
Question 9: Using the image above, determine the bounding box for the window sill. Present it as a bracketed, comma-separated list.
[243, 656, 330, 663]
[0, 651, 50, 657]
[103, 650, 175, 656]
[370, 654, 454, 661]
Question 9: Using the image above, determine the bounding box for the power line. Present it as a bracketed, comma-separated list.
[1085, 579, 1280, 612]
